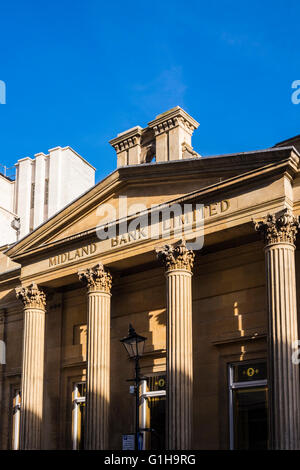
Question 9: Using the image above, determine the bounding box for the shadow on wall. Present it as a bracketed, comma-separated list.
[109, 293, 167, 450]
[19, 407, 43, 450]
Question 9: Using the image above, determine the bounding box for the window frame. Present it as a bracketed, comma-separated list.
[72, 381, 86, 450]
[140, 375, 166, 450]
[228, 360, 268, 450]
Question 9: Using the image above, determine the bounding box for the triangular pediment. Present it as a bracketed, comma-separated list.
[46, 173, 223, 244]
[6, 146, 298, 261]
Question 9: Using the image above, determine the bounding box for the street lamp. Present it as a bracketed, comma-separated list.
[120, 324, 147, 450]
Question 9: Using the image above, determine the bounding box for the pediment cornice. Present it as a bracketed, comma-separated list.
[5, 146, 299, 262]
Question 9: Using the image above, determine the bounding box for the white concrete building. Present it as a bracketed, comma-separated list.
[0, 146, 95, 246]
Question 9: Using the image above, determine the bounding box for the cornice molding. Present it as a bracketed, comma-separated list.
[148, 106, 199, 136]
[109, 126, 143, 153]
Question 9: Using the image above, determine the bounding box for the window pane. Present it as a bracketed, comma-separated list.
[72, 382, 86, 450]
[147, 375, 166, 392]
[77, 382, 86, 398]
[148, 396, 166, 450]
[233, 387, 268, 449]
[233, 361, 267, 383]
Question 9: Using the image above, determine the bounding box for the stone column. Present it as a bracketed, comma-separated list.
[156, 240, 195, 450]
[78, 263, 112, 450]
[255, 209, 300, 449]
[16, 283, 46, 450]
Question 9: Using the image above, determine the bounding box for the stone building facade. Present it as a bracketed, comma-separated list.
[0, 106, 300, 450]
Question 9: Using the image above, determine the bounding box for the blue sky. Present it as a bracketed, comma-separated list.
[1, 0, 300, 181]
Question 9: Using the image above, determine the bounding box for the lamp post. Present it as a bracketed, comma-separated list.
[120, 324, 147, 450]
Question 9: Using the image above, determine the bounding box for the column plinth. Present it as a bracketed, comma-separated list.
[78, 263, 112, 450]
[157, 240, 194, 450]
[255, 209, 300, 449]
[16, 283, 46, 450]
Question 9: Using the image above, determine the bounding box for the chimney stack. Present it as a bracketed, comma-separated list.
[109, 126, 143, 167]
[110, 107, 200, 168]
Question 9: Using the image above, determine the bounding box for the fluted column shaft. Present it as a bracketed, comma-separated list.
[255, 210, 300, 449]
[78, 263, 112, 450]
[167, 269, 193, 449]
[157, 240, 194, 450]
[16, 283, 46, 450]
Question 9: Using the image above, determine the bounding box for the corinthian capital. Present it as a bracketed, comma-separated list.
[16, 283, 46, 310]
[254, 209, 300, 246]
[78, 263, 112, 294]
[156, 239, 195, 272]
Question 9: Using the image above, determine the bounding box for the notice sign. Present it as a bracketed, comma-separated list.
[122, 434, 135, 450]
